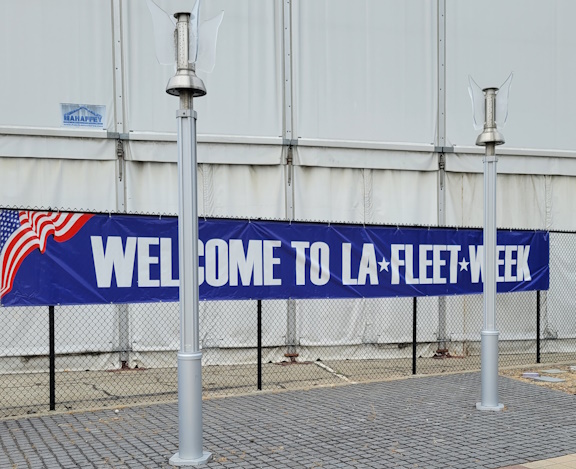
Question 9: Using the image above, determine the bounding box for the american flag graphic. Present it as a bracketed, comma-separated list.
[0, 210, 93, 299]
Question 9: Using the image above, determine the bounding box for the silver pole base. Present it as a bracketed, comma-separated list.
[476, 330, 504, 411]
[170, 352, 212, 466]
[476, 402, 504, 411]
[169, 451, 212, 466]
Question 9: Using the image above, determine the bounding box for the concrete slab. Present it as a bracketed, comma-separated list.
[0, 352, 573, 419]
[531, 376, 566, 383]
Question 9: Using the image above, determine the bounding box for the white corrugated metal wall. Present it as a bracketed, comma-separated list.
[1, 0, 575, 368]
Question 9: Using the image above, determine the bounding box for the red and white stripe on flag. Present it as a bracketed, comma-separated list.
[0, 211, 93, 298]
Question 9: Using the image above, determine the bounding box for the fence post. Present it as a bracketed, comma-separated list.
[257, 300, 262, 390]
[49, 305, 55, 411]
[536, 290, 541, 364]
[412, 297, 417, 375]
[117, 304, 130, 368]
[285, 298, 298, 361]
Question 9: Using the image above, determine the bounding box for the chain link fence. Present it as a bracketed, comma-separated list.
[1, 231, 574, 418]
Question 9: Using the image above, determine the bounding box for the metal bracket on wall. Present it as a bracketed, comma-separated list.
[106, 132, 127, 214]
[116, 139, 125, 182]
[438, 152, 446, 171]
[283, 138, 299, 148]
[106, 132, 129, 140]
[283, 139, 298, 167]
[434, 146, 454, 154]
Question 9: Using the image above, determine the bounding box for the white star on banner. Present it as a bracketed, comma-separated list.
[379, 257, 390, 272]
[459, 258, 469, 271]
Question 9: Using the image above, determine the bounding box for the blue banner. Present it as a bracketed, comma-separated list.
[0, 210, 549, 306]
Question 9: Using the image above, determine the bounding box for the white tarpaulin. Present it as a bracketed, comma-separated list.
[446, 1, 576, 152]
[0, 1, 115, 130]
[2, 1, 576, 370]
[125, 161, 286, 217]
[124, 0, 283, 137]
[293, 166, 438, 225]
[0, 157, 117, 212]
[293, 1, 436, 144]
[445, 172, 548, 229]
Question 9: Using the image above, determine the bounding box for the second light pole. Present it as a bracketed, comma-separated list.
[476, 87, 505, 411]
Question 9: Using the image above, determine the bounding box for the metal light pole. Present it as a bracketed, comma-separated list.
[475, 87, 505, 411]
[167, 12, 211, 466]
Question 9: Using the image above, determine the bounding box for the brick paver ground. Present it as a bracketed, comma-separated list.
[1, 372, 576, 468]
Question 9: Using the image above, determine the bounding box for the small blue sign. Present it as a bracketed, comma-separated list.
[61, 104, 105, 128]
